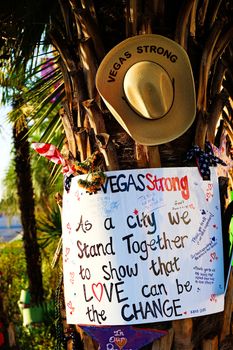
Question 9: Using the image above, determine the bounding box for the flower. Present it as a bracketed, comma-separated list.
[0, 332, 5, 346]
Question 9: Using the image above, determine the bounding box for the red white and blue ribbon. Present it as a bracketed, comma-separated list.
[31, 142, 75, 177]
[186, 141, 227, 180]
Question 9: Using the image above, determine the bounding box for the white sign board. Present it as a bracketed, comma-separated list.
[62, 167, 224, 325]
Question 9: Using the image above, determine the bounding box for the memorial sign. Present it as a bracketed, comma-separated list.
[62, 167, 224, 325]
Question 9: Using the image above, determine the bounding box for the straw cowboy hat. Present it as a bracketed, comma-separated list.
[96, 34, 196, 145]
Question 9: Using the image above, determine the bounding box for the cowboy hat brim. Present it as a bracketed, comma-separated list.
[96, 34, 196, 146]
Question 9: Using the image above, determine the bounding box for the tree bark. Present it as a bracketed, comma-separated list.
[48, 1, 233, 349]
[13, 116, 44, 305]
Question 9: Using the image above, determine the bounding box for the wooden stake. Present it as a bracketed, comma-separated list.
[202, 336, 218, 350]
[152, 329, 174, 350]
[172, 318, 193, 349]
[147, 146, 161, 168]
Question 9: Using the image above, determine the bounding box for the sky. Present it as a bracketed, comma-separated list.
[0, 106, 12, 200]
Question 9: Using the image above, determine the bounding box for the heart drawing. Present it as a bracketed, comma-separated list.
[65, 247, 70, 262]
[114, 337, 128, 350]
[70, 272, 75, 284]
[67, 301, 75, 314]
[92, 283, 103, 302]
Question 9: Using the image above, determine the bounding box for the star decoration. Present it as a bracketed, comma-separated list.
[211, 130, 233, 177]
[79, 325, 167, 350]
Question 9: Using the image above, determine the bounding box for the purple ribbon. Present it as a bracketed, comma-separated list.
[79, 325, 167, 350]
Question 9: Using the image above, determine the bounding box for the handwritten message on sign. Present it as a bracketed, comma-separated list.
[62, 167, 224, 325]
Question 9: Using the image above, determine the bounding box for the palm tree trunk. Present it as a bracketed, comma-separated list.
[13, 116, 44, 305]
[48, 1, 233, 349]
